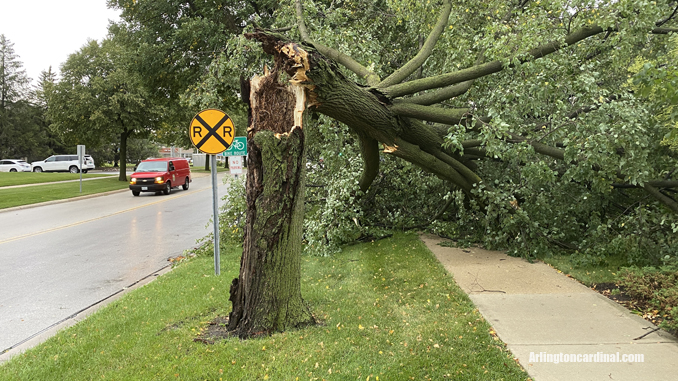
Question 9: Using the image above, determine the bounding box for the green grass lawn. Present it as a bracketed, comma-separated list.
[190, 165, 229, 173]
[0, 172, 116, 187]
[0, 178, 130, 209]
[0, 233, 528, 380]
[542, 254, 629, 286]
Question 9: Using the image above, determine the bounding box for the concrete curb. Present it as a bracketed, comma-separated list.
[0, 265, 173, 364]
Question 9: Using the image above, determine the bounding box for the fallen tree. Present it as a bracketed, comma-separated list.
[110, 0, 678, 337]
[220, 0, 678, 336]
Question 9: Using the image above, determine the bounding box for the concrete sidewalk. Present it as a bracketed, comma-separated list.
[420, 234, 678, 381]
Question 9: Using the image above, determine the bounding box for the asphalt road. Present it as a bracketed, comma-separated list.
[0, 173, 229, 352]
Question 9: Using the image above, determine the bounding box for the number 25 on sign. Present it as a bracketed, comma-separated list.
[189, 109, 235, 155]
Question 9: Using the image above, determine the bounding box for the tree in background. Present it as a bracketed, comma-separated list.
[126, 137, 160, 164]
[47, 39, 162, 181]
[107, 0, 275, 148]
[0, 35, 62, 161]
[33, 67, 68, 159]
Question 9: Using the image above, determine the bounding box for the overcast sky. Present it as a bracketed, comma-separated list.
[0, 1, 121, 84]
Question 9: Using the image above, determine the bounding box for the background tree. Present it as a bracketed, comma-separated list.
[0, 35, 61, 161]
[126, 137, 160, 164]
[47, 39, 161, 181]
[107, 0, 277, 149]
[33, 67, 68, 159]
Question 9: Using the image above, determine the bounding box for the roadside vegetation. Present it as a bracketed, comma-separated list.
[0, 178, 128, 209]
[0, 233, 528, 380]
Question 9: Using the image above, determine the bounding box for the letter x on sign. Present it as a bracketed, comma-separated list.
[189, 109, 235, 155]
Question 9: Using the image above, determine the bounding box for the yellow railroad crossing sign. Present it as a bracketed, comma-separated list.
[189, 109, 235, 155]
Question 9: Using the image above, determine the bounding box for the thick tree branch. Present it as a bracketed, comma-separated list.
[385, 139, 474, 193]
[462, 139, 483, 148]
[294, 0, 380, 86]
[656, 4, 678, 27]
[432, 150, 483, 185]
[613, 180, 678, 188]
[507, 134, 566, 160]
[358, 133, 380, 192]
[381, 60, 503, 98]
[294, 0, 311, 41]
[390, 103, 469, 125]
[377, 0, 453, 88]
[652, 27, 678, 34]
[643, 183, 678, 213]
[396, 81, 476, 106]
[380, 26, 610, 98]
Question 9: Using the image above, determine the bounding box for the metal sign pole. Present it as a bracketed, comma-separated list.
[211, 154, 221, 275]
[189, 109, 235, 276]
[77, 145, 85, 193]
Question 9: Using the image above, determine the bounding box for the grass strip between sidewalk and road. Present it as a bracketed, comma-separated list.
[0, 232, 528, 380]
[0, 172, 116, 187]
[190, 166, 229, 173]
[0, 178, 129, 209]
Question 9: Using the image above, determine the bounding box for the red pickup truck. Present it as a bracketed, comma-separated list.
[129, 158, 191, 196]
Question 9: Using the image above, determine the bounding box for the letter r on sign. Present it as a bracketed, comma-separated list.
[193, 126, 202, 137]
[223, 125, 232, 137]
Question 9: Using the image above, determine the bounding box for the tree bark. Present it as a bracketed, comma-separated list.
[228, 59, 315, 338]
[118, 129, 131, 182]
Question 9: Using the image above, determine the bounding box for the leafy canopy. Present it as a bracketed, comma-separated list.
[115, 0, 678, 264]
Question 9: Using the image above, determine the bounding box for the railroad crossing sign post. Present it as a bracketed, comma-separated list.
[189, 109, 235, 275]
[77, 145, 85, 193]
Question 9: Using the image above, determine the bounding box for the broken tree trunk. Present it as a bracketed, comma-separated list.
[228, 53, 315, 338]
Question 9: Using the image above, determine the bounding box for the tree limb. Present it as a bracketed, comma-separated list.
[613, 180, 678, 188]
[656, 4, 678, 27]
[390, 103, 469, 125]
[506, 133, 566, 160]
[432, 149, 483, 185]
[652, 27, 678, 34]
[294, 0, 311, 41]
[395, 81, 476, 106]
[358, 133, 380, 192]
[383, 25, 617, 97]
[381, 59, 504, 98]
[377, 0, 453, 88]
[643, 183, 678, 213]
[385, 138, 474, 193]
[294, 0, 380, 86]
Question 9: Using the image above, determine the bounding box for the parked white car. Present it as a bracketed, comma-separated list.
[0, 159, 32, 172]
[31, 155, 95, 173]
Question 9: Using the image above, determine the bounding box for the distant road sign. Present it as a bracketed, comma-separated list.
[229, 156, 243, 174]
[223, 136, 247, 157]
[189, 109, 235, 155]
